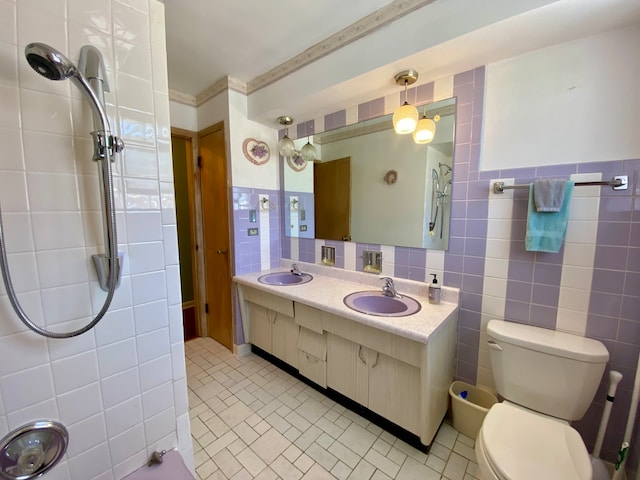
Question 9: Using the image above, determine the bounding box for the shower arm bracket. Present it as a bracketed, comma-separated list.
[91, 131, 124, 162]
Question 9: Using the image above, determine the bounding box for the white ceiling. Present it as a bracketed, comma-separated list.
[164, 0, 640, 125]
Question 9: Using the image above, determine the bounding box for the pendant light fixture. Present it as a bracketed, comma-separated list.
[392, 70, 419, 135]
[413, 107, 438, 144]
[300, 136, 316, 162]
[277, 116, 295, 157]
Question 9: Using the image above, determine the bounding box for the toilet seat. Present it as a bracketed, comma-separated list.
[479, 403, 592, 480]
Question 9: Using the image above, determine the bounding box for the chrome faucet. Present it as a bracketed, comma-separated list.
[291, 263, 302, 276]
[381, 277, 401, 298]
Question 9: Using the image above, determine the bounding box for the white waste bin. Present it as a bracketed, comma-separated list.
[449, 381, 498, 439]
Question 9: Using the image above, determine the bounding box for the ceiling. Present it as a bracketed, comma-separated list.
[164, 0, 640, 125]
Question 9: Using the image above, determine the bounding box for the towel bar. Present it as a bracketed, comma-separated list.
[492, 175, 628, 194]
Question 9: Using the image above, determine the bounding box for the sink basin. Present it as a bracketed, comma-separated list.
[343, 291, 421, 317]
[258, 272, 313, 286]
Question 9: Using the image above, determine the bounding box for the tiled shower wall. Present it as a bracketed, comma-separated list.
[272, 67, 640, 466]
[0, 1, 191, 478]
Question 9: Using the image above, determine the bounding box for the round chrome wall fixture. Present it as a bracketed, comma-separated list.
[0, 421, 68, 480]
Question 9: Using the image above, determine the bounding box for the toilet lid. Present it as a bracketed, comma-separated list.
[480, 403, 591, 480]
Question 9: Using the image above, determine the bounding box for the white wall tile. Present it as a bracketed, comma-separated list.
[141, 380, 173, 419]
[100, 366, 140, 409]
[0, 85, 20, 128]
[66, 413, 108, 458]
[0, 43, 18, 87]
[105, 394, 143, 437]
[68, 0, 112, 34]
[16, 4, 66, 49]
[116, 39, 152, 81]
[125, 178, 160, 210]
[0, 331, 49, 376]
[68, 24, 114, 74]
[51, 350, 100, 394]
[0, 213, 33, 254]
[17, 0, 65, 19]
[136, 327, 170, 364]
[556, 308, 588, 336]
[563, 243, 597, 267]
[0, 364, 54, 412]
[67, 442, 112, 480]
[168, 303, 184, 344]
[119, 108, 156, 146]
[165, 265, 181, 305]
[23, 131, 75, 173]
[21, 90, 73, 135]
[109, 423, 146, 465]
[2, 252, 38, 293]
[37, 248, 89, 288]
[143, 405, 175, 444]
[57, 381, 104, 425]
[0, 1, 16, 44]
[126, 211, 163, 242]
[46, 317, 97, 361]
[0, 128, 24, 170]
[98, 337, 138, 378]
[173, 377, 188, 416]
[128, 241, 165, 274]
[134, 299, 168, 334]
[139, 353, 172, 391]
[558, 287, 591, 313]
[162, 226, 179, 265]
[42, 283, 92, 325]
[117, 74, 154, 114]
[0, 291, 42, 336]
[28, 172, 80, 211]
[94, 307, 135, 347]
[31, 212, 85, 249]
[6, 398, 58, 430]
[0, 171, 28, 212]
[171, 341, 186, 380]
[131, 270, 167, 304]
[113, 2, 150, 46]
[123, 144, 159, 178]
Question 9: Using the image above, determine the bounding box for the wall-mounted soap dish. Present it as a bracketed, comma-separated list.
[322, 245, 335, 266]
[363, 250, 382, 273]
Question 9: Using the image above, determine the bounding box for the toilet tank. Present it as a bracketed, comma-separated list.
[487, 320, 609, 421]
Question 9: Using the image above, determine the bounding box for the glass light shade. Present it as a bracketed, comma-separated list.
[392, 102, 419, 134]
[278, 135, 295, 157]
[300, 141, 316, 162]
[413, 117, 436, 144]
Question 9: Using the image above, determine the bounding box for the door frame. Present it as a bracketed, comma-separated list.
[171, 127, 207, 337]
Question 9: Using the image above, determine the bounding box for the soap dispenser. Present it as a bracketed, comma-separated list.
[428, 273, 441, 304]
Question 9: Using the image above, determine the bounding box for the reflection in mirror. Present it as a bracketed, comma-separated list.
[284, 97, 456, 250]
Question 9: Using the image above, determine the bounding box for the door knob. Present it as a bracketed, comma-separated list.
[216, 249, 228, 254]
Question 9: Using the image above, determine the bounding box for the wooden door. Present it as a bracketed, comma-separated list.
[314, 157, 351, 241]
[199, 124, 233, 349]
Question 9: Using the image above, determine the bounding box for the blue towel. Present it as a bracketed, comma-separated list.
[525, 181, 574, 253]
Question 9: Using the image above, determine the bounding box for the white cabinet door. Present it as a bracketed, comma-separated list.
[248, 303, 272, 353]
[272, 313, 299, 368]
[368, 352, 420, 433]
[326, 333, 368, 406]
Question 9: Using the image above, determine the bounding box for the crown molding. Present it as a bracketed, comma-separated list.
[168, 89, 197, 106]
[196, 76, 248, 106]
[246, 0, 437, 94]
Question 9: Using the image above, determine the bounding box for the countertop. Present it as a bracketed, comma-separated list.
[233, 261, 459, 344]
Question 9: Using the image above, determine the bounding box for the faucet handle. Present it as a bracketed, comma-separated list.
[380, 276, 393, 285]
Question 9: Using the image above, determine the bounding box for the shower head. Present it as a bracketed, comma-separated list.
[25, 43, 78, 81]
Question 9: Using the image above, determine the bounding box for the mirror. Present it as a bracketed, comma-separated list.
[284, 97, 456, 250]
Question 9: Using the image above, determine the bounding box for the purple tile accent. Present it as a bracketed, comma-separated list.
[459, 309, 481, 329]
[456, 102, 472, 125]
[455, 122, 471, 145]
[465, 219, 488, 238]
[444, 253, 463, 273]
[449, 218, 466, 237]
[454, 69, 475, 87]
[506, 280, 532, 303]
[618, 319, 640, 344]
[589, 291, 623, 317]
[457, 343, 479, 364]
[461, 292, 483, 313]
[394, 247, 410, 266]
[463, 256, 485, 276]
[464, 238, 486, 257]
[535, 164, 577, 177]
[454, 143, 471, 164]
[448, 237, 465, 254]
[578, 160, 625, 175]
[631, 223, 640, 247]
[508, 260, 534, 282]
[472, 89, 484, 117]
[529, 304, 557, 329]
[450, 200, 467, 219]
[469, 144, 481, 172]
[443, 271, 463, 288]
[533, 263, 562, 286]
[628, 248, 640, 272]
[416, 82, 434, 105]
[462, 274, 484, 295]
[451, 182, 468, 201]
[600, 196, 633, 222]
[531, 284, 560, 307]
[591, 269, 626, 294]
[456, 360, 478, 385]
[405, 86, 417, 105]
[505, 299, 531, 323]
[471, 115, 483, 144]
[467, 181, 489, 200]
[455, 84, 474, 106]
[394, 264, 409, 279]
[408, 266, 425, 282]
[357, 102, 370, 122]
[466, 200, 489, 219]
[499, 167, 536, 179]
[597, 222, 631, 247]
[587, 314, 620, 341]
[370, 97, 384, 117]
[621, 295, 640, 321]
[453, 163, 470, 184]
[408, 247, 426, 267]
[459, 326, 481, 346]
[612, 343, 640, 370]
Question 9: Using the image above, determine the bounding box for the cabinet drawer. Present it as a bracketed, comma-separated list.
[298, 350, 327, 388]
[297, 327, 326, 360]
[242, 286, 294, 317]
[294, 303, 323, 333]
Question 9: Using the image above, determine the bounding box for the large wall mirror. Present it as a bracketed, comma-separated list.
[284, 97, 456, 250]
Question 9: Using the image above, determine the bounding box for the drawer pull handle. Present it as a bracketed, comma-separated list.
[371, 352, 379, 368]
[358, 346, 367, 365]
[305, 353, 319, 364]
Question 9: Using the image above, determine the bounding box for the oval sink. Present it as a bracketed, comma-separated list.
[343, 291, 421, 317]
[258, 272, 313, 286]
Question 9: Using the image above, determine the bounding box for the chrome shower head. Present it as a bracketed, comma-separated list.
[25, 43, 78, 81]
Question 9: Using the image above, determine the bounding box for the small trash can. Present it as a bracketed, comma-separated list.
[449, 381, 498, 439]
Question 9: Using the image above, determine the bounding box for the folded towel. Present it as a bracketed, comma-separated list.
[534, 179, 567, 212]
[526, 181, 574, 253]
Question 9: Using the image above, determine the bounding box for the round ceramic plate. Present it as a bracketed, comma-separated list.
[242, 138, 270, 165]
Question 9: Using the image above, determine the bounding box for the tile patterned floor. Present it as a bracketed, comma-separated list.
[187, 337, 481, 480]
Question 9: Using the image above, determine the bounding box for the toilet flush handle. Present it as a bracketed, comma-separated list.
[487, 340, 503, 351]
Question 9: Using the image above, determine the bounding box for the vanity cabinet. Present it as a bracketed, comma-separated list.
[243, 287, 298, 369]
[236, 279, 458, 449]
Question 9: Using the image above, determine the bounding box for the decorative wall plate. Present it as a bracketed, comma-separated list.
[287, 151, 307, 172]
[384, 169, 398, 185]
[242, 138, 270, 165]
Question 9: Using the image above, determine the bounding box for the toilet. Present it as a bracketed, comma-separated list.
[475, 320, 609, 480]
